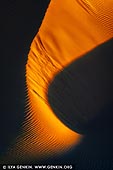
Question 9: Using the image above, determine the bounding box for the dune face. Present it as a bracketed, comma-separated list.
[1, 0, 113, 163]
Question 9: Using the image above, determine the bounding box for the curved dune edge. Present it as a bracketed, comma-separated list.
[1, 0, 113, 163]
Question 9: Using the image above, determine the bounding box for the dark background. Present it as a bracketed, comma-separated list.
[1, 1, 113, 169]
[1, 0, 50, 154]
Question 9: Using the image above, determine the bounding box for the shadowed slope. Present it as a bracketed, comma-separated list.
[48, 39, 113, 134]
